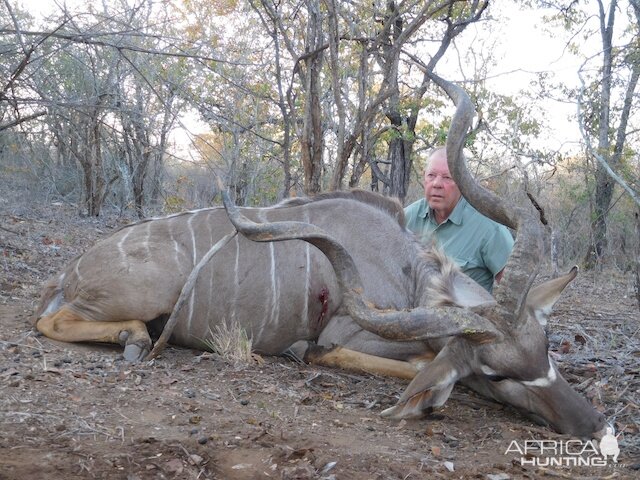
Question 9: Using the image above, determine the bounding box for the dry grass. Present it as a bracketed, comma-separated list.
[201, 320, 253, 365]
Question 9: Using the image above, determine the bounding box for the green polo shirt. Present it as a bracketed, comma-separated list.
[404, 197, 514, 292]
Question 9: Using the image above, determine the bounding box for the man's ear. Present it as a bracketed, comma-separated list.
[380, 340, 471, 419]
[526, 266, 578, 327]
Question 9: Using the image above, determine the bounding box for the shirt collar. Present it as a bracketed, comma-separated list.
[426, 197, 467, 226]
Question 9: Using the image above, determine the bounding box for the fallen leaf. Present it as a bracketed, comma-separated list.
[165, 458, 183, 474]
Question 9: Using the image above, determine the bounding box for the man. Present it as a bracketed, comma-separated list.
[404, 147, 514, 292]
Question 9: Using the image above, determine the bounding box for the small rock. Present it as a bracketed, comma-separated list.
[197, 436, 208, 445]
[240, 399, 249, 406]
[184, 388, 196, 398]
[487, 474, 510, 480]
[189, 454, 204, 466]
[165, 458, 183, 475]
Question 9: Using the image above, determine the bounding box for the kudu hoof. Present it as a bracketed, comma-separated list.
[123, 343, 150, 362]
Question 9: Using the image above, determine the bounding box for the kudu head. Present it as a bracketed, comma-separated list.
[398, 73, 606, 438]
[219, 76, 607, 439]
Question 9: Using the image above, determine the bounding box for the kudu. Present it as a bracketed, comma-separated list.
[35, 76, 606, 439]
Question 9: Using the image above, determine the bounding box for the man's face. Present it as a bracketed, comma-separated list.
[423, 150, 461, 218]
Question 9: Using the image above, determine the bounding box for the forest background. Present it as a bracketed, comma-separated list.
[1, 0, 639, 290]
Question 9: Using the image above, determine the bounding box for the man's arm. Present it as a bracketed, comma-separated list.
[485, 224, 514, 286]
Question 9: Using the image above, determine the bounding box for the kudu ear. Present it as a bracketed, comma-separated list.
[380, 340, 471, 419]
[450, 271, 496, 308]
[526, 266, 578, 327]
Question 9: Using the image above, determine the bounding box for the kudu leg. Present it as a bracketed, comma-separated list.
[305, 344, 432, 380]
[36, 306, 151, 361]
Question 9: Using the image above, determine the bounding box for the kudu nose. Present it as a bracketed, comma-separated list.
[592, 420, 612, 441]
[570, 410, 607, 439]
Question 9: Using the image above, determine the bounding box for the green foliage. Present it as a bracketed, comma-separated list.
[164, 194, 187, 214]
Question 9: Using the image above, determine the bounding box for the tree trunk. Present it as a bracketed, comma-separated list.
[380, 2, 406, 200]
[300, 0, 324, 195]
[590, 171, 615, 262]
[85, 113, 105, 217]
[584, 0, 616, 266]
[387, 128, 412, 200]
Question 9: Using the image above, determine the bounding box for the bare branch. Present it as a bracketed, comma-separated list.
[576, 65, 640, 207]
[0, 110, 47, 131]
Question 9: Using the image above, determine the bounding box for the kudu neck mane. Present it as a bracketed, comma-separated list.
[278, 190, 406, 228]
[418, 247, 461, 307]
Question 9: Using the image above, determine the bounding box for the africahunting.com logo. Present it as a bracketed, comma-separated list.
[505, 427, 620, 467]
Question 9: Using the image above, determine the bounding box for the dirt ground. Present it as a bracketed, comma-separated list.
[1, 194, 639, 479]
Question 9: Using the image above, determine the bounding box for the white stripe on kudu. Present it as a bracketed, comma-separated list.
[302, 209, 310, 325]
[521, 359, 557, 387]
[269, 242, 280, 327]
[232, 234, 240, 323]
[143, 221, 151, 257]
[186, 213, 197, 333]
[168, 226, 180, 266]
[117, 227, 132, 261]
